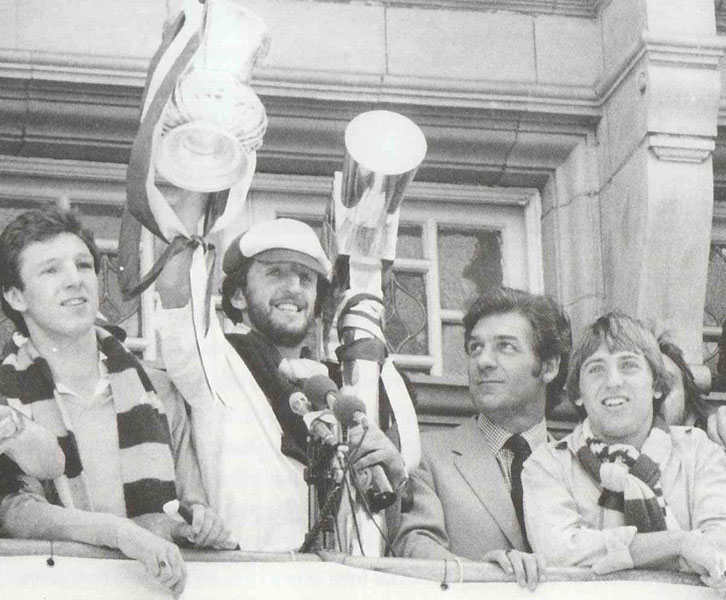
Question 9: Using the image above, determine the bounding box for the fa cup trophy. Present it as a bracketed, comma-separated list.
[120, 0, 269, 308]
[154, 0, 269, 193]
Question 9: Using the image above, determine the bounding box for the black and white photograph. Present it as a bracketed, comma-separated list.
[0, 0, 725, 597]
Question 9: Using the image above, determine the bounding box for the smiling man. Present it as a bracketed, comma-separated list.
[523, 312, 726, 590]
[391, 287, 571, 589]
[155, 196, 409, 551]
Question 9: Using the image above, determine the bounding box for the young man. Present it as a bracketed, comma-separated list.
[391, 287, 571, 589]
[523, 312, 726, 591]
[155, 191, 409, 551]
[0, 208, 234, 597]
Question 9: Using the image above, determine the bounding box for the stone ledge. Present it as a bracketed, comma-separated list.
[0, 48, 600, 117]
[648, 134, 716, 163]
[166, 0, 603, 19]
[595, 32, 726, 104]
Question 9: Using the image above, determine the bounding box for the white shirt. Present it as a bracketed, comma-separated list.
[156, 304, 307, 551]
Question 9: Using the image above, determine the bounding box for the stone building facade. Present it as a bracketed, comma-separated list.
[1, 0, 725, 428]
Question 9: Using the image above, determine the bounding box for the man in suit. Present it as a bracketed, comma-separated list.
[391, 287, 571, 588]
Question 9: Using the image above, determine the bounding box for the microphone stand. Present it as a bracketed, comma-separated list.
[302, 437, 339, 551]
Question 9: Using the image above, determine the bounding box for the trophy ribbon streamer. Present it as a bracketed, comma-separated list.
[119, 0, 258, 334]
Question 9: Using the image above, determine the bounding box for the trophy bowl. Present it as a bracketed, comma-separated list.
[154, 0, 270, 192]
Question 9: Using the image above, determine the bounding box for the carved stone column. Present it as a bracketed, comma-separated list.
[596, 0, 725, 383]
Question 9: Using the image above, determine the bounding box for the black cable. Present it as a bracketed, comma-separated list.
[342, 425, 396, 556]
[347, 455, 396, 557]
[300, 482, 343, 554]
[343, 472, 365, 555]
[301, 436, 360, 553]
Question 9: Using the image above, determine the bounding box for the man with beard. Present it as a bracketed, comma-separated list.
[155, 197, 408, 551]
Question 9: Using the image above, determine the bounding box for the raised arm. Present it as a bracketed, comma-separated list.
[154, 189, 231, 409]
[154, 187, 207, 309]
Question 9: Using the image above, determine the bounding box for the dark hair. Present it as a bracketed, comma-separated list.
[220, 259, 252, 324]
[220, 256, 329, 324]
[0, 208, 100, 336]
[566, 312, 670, 417]
[658, 335, 709, 429]
[463, 287, 572, 413]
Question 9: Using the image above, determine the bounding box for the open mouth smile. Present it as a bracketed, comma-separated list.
[61, 297, 88, 307]
[273, 302, 303, 313]
[601, 396, 628, 407]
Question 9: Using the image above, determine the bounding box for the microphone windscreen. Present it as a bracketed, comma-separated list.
[288, 391, 310, 416]
[332, 394, 367, 426]
[303, 375, 338, 410]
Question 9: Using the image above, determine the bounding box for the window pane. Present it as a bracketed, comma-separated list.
[74, 203, 124, 240]
[384, 270, 428, 355]
[704, 244, 726, 390]
[438, 227, 503, 311]
[293, 216, 323, 237]
[442, 323, 467, 378]
[396, 224, 423, 259]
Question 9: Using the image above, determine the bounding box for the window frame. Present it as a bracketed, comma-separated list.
[0, 157, 544, 384]
[249, 173, 543, 381]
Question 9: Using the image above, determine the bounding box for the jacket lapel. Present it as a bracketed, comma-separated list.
[451, 418, 525, 549]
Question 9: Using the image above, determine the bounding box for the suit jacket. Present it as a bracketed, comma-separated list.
[391, 416, 528, 560]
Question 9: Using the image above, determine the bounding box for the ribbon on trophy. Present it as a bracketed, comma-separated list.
[119, 0, 269, 332]
[334, 290, 420, 471]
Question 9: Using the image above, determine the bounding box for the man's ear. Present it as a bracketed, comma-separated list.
[230, 287, 247, 311]
[541, 355, 561, 384]
[3, 287, 26, 313]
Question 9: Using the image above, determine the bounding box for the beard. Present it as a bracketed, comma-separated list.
[246, 299, 313, 348]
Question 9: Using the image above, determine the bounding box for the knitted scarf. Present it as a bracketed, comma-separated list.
[576, 417, 679, 533]
[0, 328, 177, 518]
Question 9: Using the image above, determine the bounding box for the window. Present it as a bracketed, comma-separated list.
[0, 158, 543, 386]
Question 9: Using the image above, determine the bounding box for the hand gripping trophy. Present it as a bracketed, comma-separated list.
[119, 0, 269, 331]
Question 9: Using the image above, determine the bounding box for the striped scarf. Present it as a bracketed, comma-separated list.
[576, 418, 679, 533]
[0, 328, 177, 518]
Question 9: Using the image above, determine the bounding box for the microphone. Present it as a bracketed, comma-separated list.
[332, 394, 368, 428]
[303, 375, 339, 410]
[332, 394, 396, 512]
[288, 391, 337, 445]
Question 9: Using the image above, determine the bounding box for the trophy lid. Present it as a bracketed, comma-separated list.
[344, 110, 427, 176]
